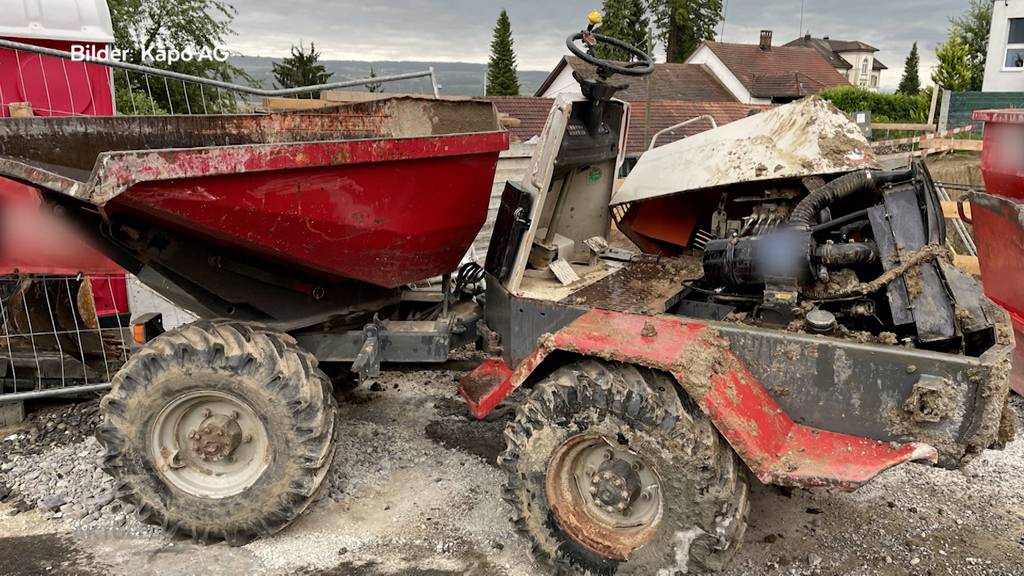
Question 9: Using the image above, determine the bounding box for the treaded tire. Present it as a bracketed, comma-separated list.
[500, 359, 749, 574]
[96, 320, 336, 545]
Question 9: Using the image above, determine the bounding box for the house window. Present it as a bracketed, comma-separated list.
[861, 58, 869, 75]
[1006, 18, 1024, 69]
[871, 74, 878, 87]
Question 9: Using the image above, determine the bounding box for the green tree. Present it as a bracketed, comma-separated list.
[950, 0, 992, 91]
[486, 10, 520, 96]
[651, 0, 723, 63]
[272, 42, 333, 89]
[366, 67, 383, 93]
[897, 42, 921, 95]
[596, 0, 650, 61]
[932, 32, 974, 91]
[108, 0, 250, 114]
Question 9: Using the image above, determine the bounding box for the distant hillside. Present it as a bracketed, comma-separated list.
[230, 56, 550, 97]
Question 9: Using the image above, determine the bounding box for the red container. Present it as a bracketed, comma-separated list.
[972, 109, 1024, 394]
[974, 109, 1024, 200]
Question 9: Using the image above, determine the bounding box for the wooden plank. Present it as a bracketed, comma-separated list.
[261, 97, 334, 111]
[320, 90, 469, 103]
[922, 138, 983, 152]
[940, 200, 971, 220]
[8, 102, 33, 117]
[953, 254, 980, 276]
[873, 122, 936, 132]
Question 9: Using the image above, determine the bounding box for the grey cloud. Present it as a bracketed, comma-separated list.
[226, 0, 965, 89]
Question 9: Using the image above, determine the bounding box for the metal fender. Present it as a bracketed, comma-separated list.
[459, 309, 938, 490]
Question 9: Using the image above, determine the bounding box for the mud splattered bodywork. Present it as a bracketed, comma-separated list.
[467, 96, 1014, 490]
[462, 304, 1013, 487]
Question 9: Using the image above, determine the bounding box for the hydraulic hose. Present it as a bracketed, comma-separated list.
[789, 169, 913, 230]
[814, 241, 878, 266]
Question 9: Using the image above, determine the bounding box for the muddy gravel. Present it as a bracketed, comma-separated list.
[1, 371, 1023, 575]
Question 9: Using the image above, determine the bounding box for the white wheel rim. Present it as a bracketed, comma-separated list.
[150, 390, 271, 498]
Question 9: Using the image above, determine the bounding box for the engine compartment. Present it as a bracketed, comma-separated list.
[621, 161, 997, 357]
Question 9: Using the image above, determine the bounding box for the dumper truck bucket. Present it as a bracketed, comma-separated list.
[0, 97, 510, 289]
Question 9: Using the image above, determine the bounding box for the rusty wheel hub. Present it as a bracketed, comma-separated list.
[150, 390, 269, 498]
[546, 433, 664, 561]
[190, 412, 244, 462]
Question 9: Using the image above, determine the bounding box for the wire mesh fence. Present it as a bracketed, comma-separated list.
[0, 274, 131, 401]
[0, 39, 442, 404]
[0, 37, 441, 119]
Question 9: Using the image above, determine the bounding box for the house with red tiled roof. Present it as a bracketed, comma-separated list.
[534, 55, 738, 103]
[784, 34, 888, 90]
[686, 31, 850, 104]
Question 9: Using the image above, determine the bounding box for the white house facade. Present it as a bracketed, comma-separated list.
[983, 0, 1024, 91]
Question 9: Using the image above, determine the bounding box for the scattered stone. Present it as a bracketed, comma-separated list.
[39, 495, 67, 512]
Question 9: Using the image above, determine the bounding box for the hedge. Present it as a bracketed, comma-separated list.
[819, 86, 931, 124]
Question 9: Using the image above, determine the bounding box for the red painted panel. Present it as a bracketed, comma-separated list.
[0, 38, 114, 117]
[970, 193, 1024, 394]
[463, 309, 937, 490]
[107, 134, 507, 288]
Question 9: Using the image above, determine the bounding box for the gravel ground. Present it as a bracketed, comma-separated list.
[0, 371, 1023, 575]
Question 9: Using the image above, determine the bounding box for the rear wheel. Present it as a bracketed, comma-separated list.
[500, 359, 749, 574]
[96, 320, 336, 545]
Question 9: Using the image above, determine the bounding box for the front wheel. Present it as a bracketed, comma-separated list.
[500, 359, 749, 574]
[96, 320, 336, 545]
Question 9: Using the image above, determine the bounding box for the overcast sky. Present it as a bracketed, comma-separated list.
[225, 0, 967, 90]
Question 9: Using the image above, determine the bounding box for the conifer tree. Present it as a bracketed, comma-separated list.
[486, 10, 521, 96]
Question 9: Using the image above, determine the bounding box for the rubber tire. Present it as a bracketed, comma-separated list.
[500, 359, 749, 575]
[96, 320, 336, 545]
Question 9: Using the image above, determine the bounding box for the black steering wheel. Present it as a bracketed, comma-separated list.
[565, 32, 655, 77]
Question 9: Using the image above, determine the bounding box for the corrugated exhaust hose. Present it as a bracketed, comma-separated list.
[789, 169, 913, 230]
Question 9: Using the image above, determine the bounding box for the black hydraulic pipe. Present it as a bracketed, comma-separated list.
[790, 169, 913, 230]
[814, 241, 878, 266]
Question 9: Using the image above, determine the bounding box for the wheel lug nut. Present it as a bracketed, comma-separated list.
[632, 462, 642, 471]
[187, 430, 197, 439]
[589, 486, 598, 495]
[585, 467, 595, 477]
[230, 410, 239, 420]
[641, 491, 651, 501]
[244, 434, 253, 443]
[201, 408, 211, 418]
[620, 490, 629, 500]
[603, 450, 613, 461]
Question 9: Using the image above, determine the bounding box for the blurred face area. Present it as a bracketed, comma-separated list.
[0, 178, 120, 275]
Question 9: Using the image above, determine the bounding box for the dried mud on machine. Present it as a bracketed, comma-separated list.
[0, 24, 1016, 576]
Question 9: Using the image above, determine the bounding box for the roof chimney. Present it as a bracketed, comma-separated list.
[759, 30, 773, 50]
